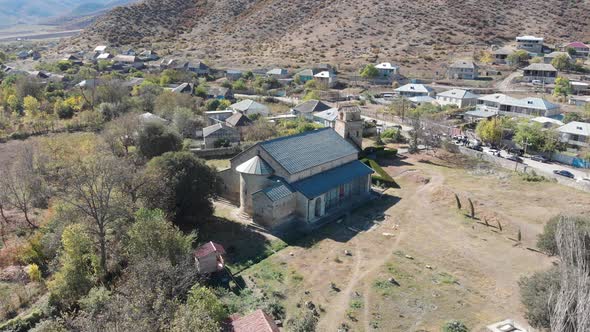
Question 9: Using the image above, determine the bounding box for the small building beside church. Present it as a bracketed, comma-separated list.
[218, 106, 373, 230]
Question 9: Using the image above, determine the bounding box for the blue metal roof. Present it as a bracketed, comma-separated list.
[260, 128, 359, 174]
[257, 178, 295, 202]
[291, 160, 374, 199]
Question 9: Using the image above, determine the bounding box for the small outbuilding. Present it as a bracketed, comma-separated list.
[194, 241, 226, 274]
[228, 309, 280, 332]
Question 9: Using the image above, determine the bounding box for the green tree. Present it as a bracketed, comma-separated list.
[551, 54, 571, 71]
[48, 224, 97, 308]
[142, 151, 219, 222]
[173, 107, 201, 138]
[126, 209, 195, 265]
[514, 121, 545, 153]
[232, 79, 247, 91]
[507, 50, 529, 67]
[563, 112, 582, 123]
[553, 77, 571, 97]
[137, 121, 182, 159]
[23, 96, 40, 118]
[360, 64, 379, 78]
[186, 286, 226, 322]
[475, 118, 502, 145]
[302, 90, 320, 101]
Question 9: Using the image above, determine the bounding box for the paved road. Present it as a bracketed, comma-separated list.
[481, 146, 589, 180]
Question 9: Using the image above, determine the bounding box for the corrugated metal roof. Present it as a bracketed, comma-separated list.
[291, 160, 374, 199]
[292, 100, 332, 114]
[260, 128, 359, 174]
[437, 89, 479, 99]
[523, 63, 557, 71]
[236, 156, 274, 175]
[259, 178, 294, 202]
[395, 83, 433, 93]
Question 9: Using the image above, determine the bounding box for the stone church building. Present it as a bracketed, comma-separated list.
[219, 106, 374, 229]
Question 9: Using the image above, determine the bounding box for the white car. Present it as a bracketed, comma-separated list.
[577, 177, 590, 183]
[532, 80, 543, 86]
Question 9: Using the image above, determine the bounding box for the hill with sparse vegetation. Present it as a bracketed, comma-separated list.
[70, 0, 590, 72]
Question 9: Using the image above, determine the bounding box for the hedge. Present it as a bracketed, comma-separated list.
[362, 158, 398, 188]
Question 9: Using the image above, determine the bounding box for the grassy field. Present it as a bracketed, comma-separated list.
[232, 150, 590, 331]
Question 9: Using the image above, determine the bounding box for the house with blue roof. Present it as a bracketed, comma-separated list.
[218, 108, 373, 229]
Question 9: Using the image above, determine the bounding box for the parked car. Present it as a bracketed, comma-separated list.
[530, 155, 548, 163]
[553, 170, 575, 179]
[468, 145, 483, 152]
[577, 177, 590, 183]
[532, 80, 543, 86]
[507, 148, 524, 156]
[506, 155, 523, 162]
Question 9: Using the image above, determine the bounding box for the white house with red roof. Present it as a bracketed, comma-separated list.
[563, 42, 590, 58]
[194, 241, 226, 274]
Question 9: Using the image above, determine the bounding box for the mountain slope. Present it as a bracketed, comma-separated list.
[0, 0, 135, 27]
[73, 0, 590, 70]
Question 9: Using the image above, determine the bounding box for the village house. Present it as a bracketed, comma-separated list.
[558, 121, 590, 149]
[375, 62, 400, 80]
[476, 93, 560, 117]
[296, 69, 314, 83]
[436, 89, 479, 108]
[569, 96, 590, 107]
[96, 53, 113, 61]
[189, 62, 211, 75]
[228, 309, 280, 332]
[291, 100, 331, 120]
[113, 54, 139, 64]
[267, 68, 289, 79]
[543, 51, 571, 64]
[203, 123, 240, 149]
[205, 110, 235, 124]
[207, 86, 233, 100]
[562, 42, 590, 58]
[94, 45, 108, 54]
[193, 241, 225, 274]
[170, 82, 194, 94]
[218, 106, 372, 229]
[531, 116, 564, 129]
[313, 63, 334, 75]
[230, 99, 270, 117]
[516, 35, 544, 54]
[394, 83, 435, 98]
[226, 69, 243, 81]
[447, 60, 478, 80]
[62, 54, 83, 66]
[570, 81, 590, 95]
[408, 96, 436, 106]
[492, 47, 514, 65]
[522, 63, 557, 84]
[313, 108, 339, 128]
[225, 112, 253, 139]
[314, 71, 337, 88]
[138, 50, 159, 61]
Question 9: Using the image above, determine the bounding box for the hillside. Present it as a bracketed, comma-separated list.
[71, 0, 590, 72]
[0, 0, 135, 27]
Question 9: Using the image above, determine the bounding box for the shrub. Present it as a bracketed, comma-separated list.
[27, 264, 41, 282]
[519, 268, 559, 329]
[537, 215, 590, 255]
[442, 320, 469, 332]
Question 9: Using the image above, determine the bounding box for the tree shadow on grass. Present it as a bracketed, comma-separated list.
[180, 216, 278, 275]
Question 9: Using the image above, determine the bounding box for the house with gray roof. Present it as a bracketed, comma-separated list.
[558, 121, 590, 148]
[296, 69, 314, 83]
[375, 62, 400, 80]
[492, 47, 514, 64]
[267, 68, 289, 78]
[476, 93, 560, 117]
[447, 60, 478, 80]
[230, 99, 270, 116]
[218, 112, 372, 229]
[543, 51, 571, 64]
[313, 108, 339, 128]
[203, 123, 240, 149]
[291, 100, 332, 120]
[436, 89, 479, 108]
[522, 63, 557, 84]
[394, 84, 435, 98]
[516, 35, 544, 54]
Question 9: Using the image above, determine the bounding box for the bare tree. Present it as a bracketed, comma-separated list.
[102, 113, 141, 157]
[550, 217, 590, 332]
[57, 154, 131, 280]
[0, 143, 45, 229]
